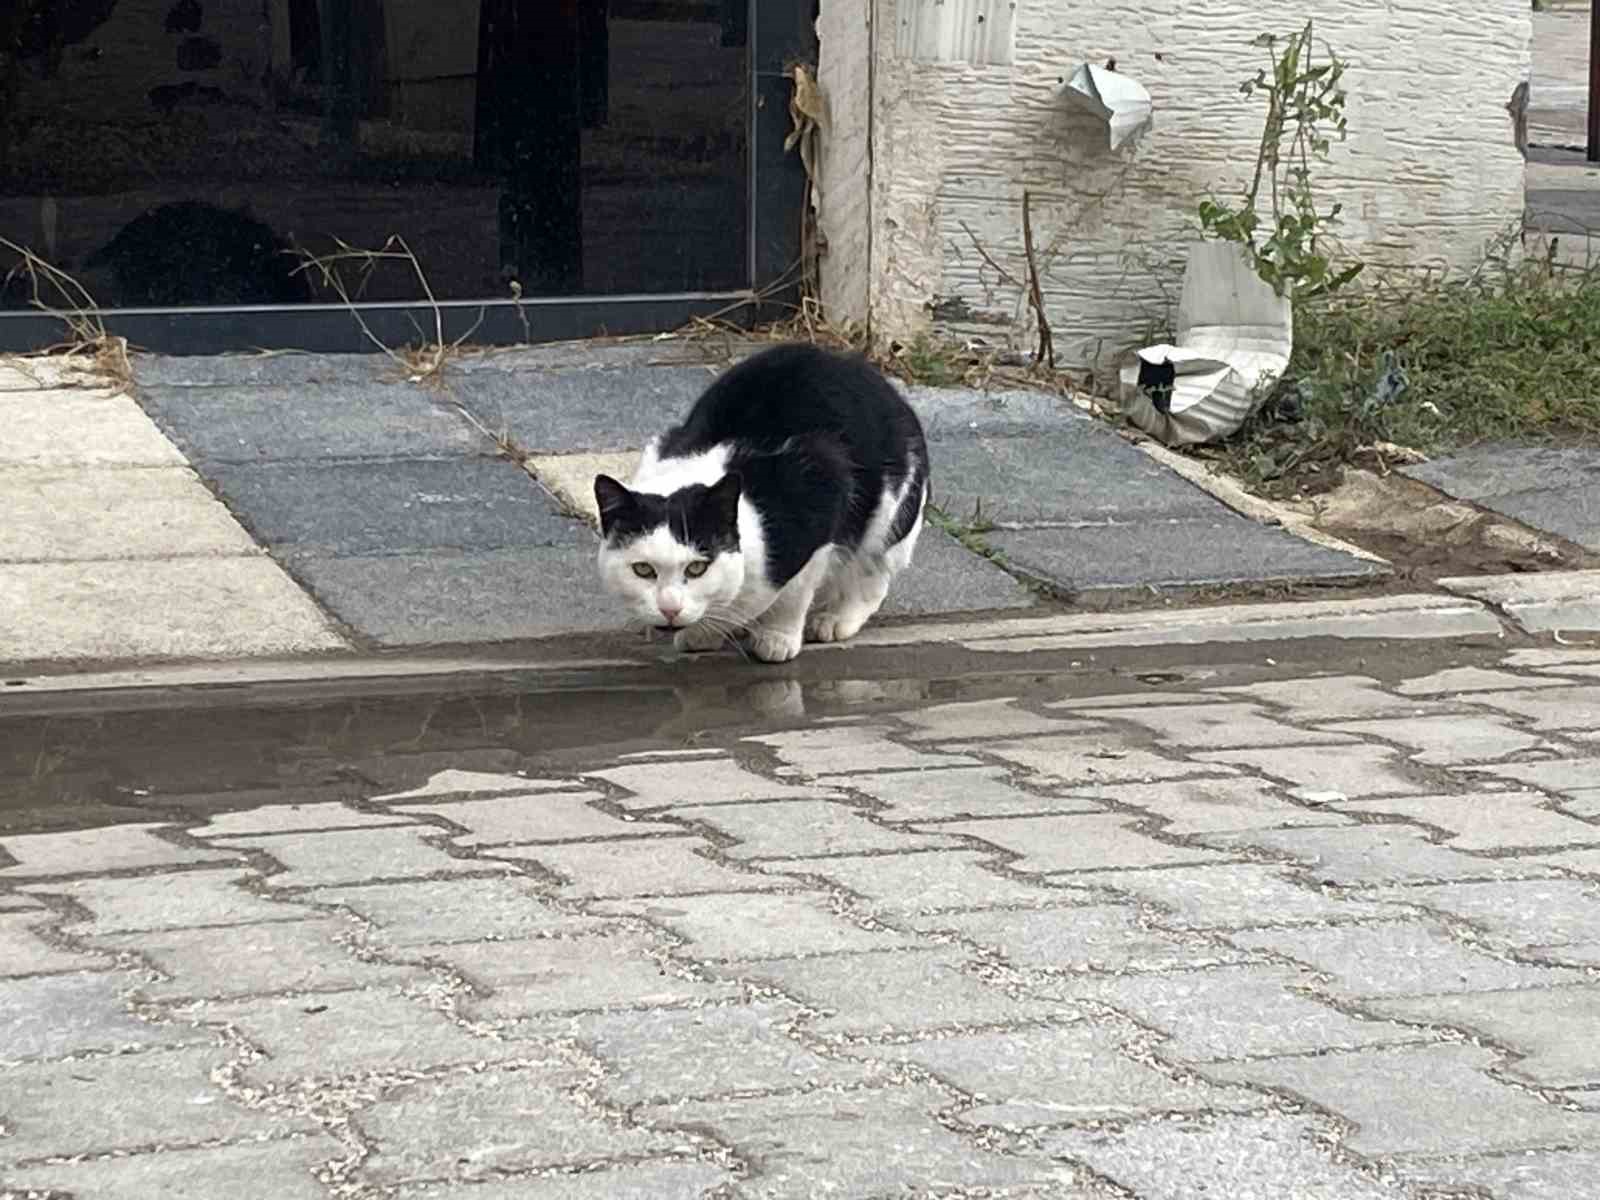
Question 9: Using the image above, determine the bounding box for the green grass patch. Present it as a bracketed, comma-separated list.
[1213, 256, 1600, 497]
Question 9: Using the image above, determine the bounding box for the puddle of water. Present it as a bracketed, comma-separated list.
[0, 633, 1512, 836]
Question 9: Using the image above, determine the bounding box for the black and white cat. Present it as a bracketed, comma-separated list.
[593, 343, 928, 663]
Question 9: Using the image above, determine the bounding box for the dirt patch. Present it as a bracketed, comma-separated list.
[1308, 468, 1600, 583]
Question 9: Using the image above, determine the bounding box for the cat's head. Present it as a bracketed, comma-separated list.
[593, 472, 744, 629]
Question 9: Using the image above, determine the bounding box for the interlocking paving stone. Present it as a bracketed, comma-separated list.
[752, 849, 1086, 915]
[849, 1018, 1260, 1126]
[93, 917, 415, 1001]
[374, 770, 578, 801]
[1337, 790, 1600, 850]
[588, 893, 916, 960]
[351, 1061, 680, 1186]
[1194, 743, 1429, 798]
[435, 931, 740, 1020]
[306, 875, 585, 946]
[556, 1001, 881, 1103]
[893, 698, 1090, 741]
[1, 971, 202, 1061]
[0, 910, 112, 974]
[208, 988, 527, 1084]
[1466, 686, 1600, 732]
[748, 725, 979, 776]
[1042, 1113, 1414, 1200]
[1401, 1148, 1600, 1200]
[1396, 666, 1571, 695]
[1074, 776, 1347, 836]
[1061, 963, 1424, 1062]
[490, 838, 781, 898]
[381, 1162, 735, 1199]
[912, 903, 1245, 973]
[1201, 824, 1543, 885]
[394, 791, 678, 846]
[636, 1084, 1085, 1197]
[1368, 985, 1600, 1088]
[1205, 1043, 1600, 1156]
[1368, 877, 1600, 947]
[0, 824, 234, 878]
[837, 764, 1105, 823]
[1090, 863, 1413, 929]
[0, 1134, 339, 1200]
[720, 947, 1077, 1038]
[924, 813, 1235, 873]
[1461, 756, 1600, 795]
[1095, 702, 1357, 750]
[0, 1045, 312, 1165]
[589, 756, 845, 811]
[966, 733, 1236, 786]
[1218, 675, 1432, 720]
[672, 799, 955, 859]
[1321, 714, 1553, 764]
[190, 803, 412, 837]
[205, 827, 486, 888]
[1227, 922, 1581, 998]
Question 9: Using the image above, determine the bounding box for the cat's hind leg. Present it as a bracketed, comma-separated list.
[748, 549, 831, 663]
[807, 506, 923, 644]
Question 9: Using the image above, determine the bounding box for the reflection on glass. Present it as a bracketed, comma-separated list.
[1, 0, 751, 308]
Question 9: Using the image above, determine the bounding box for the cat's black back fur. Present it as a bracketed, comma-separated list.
[656, 344, 927, 585]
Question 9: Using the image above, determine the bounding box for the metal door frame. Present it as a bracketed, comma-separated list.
[0, 0, 816, 356]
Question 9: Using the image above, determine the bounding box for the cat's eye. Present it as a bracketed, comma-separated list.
[684, 560, 710, 579]
[631, 563, 656, 580]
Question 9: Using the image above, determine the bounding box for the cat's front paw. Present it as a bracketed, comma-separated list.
[674, 623, 727, 653]
[805, 608, 869, 644]
[748, 629, 802, 663]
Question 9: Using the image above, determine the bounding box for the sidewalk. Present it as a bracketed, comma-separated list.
[3, 638, 1599, 1197]
[3, 341, 1391, 672]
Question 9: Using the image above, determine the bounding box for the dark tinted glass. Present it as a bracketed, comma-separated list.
[1, 0, 751, 309]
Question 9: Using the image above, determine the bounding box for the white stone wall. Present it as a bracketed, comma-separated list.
[817, 0, 1531, 371]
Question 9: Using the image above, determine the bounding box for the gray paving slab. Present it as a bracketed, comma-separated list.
[453, 366, 712, 453]
[884, 526, 1037, 614]
[133, 351, 397, 388]
[928, 429, 1222, 525]
[989, 519, 1383, 591]
[137, 382, 491, 463]
[1403, 444, 1600, 551]
[294, 545, 602, 646]
[201, 459, 588, 558]
[900, 384, 1088, 437]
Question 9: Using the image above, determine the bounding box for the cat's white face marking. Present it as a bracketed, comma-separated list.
[598, 525, 745, 629]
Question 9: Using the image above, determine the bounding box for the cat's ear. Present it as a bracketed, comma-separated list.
[706, 471, 742, 530]
[593, 475, 633, 535]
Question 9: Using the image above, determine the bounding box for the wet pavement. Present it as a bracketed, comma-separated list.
[3, 631, 1600, 1198]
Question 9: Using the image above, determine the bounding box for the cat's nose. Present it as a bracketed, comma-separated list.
[658, 599, 683, 624]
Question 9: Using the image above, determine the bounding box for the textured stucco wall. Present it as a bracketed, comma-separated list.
[819, 0, 1531, 369]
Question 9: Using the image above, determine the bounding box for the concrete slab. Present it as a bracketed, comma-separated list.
[454, 365, 713, 453]
[202, 458, 590, 557]
[132, 351, 397, 388]
[0, 389, 187, 467]
[136, 382, 492, 463]
[1404, 445, 1600, 552]
[988, 518, 1384, 592]
[1438, 570, 1600, 635]
[885, 527, 1037, 614]
[929, 429, 1221, 526]
[0, 467, 261, 560]
[0, 558, 347, 663]
[294, 545, 602, 645]
[900, 384, 1086, 438]
[527, 451, 641, 524]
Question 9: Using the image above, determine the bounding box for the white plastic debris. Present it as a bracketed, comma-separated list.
[1119, 241, 1293, 446]
[1061, 63, 1153, 151]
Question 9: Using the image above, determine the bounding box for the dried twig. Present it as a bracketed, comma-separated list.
[1021, 190, 1055, 370]
[1, 235, 132, 385]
